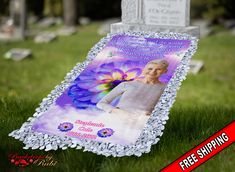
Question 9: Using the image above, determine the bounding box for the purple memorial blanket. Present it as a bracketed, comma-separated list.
[9, 32, 198, 157]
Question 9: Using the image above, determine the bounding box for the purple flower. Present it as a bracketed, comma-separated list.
[58, 122, 74, 132]
[97, 128, 114, 138]
[68, 61, 143, 109]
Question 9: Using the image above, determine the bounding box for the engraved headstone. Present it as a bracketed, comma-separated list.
[144, 0, 189, 26]
[111, 0, 199, 37]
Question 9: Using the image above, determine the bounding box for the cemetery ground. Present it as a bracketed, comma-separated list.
[0, 22, 235, 172]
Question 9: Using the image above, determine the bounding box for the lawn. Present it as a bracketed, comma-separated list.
[0, 23, 234, 172]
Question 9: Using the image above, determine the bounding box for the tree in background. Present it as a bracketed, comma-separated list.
[44, 0, 63, 17]
[63, 0, 77, 26]
[191, 0, 235, 23]
[1, 0, 120, 22]
[1, 0, 235, 26]
[0, 0, 9, 17]
[79, 0, 121, 20]
[191, 0, 207, 19]
[223, 0, 235, 19]
[203, 0, 225, 23]
[27, 0, 44, 19]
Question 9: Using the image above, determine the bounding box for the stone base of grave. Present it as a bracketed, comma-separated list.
[111, 22, 200, 38]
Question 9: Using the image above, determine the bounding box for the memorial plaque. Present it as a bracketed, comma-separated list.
[144, 0, 189, 26]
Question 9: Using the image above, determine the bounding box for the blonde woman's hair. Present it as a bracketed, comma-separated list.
[147, 59, 169, 69]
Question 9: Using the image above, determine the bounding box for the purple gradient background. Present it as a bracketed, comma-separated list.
[56, 35, 190, 107]
[31, 35, 191, 145]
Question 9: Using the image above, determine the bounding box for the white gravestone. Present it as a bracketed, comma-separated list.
[111, 0, 199, 37]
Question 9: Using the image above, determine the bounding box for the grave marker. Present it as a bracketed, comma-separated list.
[57, 27, 76, 36]
[144, 0, 189, 26]
[111, 0, 199, 37]
[34, 32, 57, 43]
[189, 60, 204, 74]
[4, 48, 32, 61]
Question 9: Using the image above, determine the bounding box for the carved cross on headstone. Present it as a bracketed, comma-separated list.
[111, 0, 199, 37]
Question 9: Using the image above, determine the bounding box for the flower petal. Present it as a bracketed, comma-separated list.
[76, 95, 94, 102]
[98, 79, 113, 84]
[96, 71, 113, 81]
[111, 69, 125, 80]
[100, 62, 115, 70]
[77, 71, 96, 80]
[68, 86, 91, 98]
[89, 84, 109, 92]
[76, 80, 97, 89]
[78, 75, 95, 80]
[121, 60, 140, 71]
[124, 68, 142, 80]
[91, 91, 109, 103]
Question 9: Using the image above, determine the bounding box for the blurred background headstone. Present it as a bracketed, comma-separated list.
[0, 0, 27, 40]
[223, 19, 235, 30]
[38, 17, 57, 27]
[189, 60, 204, 74]
[191, 19, 211, 38]
[34, 32, 57, 43]
[231, 28, 235, 36]
[79, 17, 91, 26]
[57, 27, 76, 36]
[4, 48, 32, 61]
[98, 18, 120, 35]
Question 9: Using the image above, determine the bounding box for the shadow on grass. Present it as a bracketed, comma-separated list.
[0, 97, 234, 172]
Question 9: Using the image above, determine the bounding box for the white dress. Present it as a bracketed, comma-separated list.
[96, 80, 166, 145]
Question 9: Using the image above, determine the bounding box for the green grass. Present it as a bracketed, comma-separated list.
[0, 23, 235, 172]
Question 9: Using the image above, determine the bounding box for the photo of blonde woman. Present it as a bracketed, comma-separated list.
[97, 59, 169, 129]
